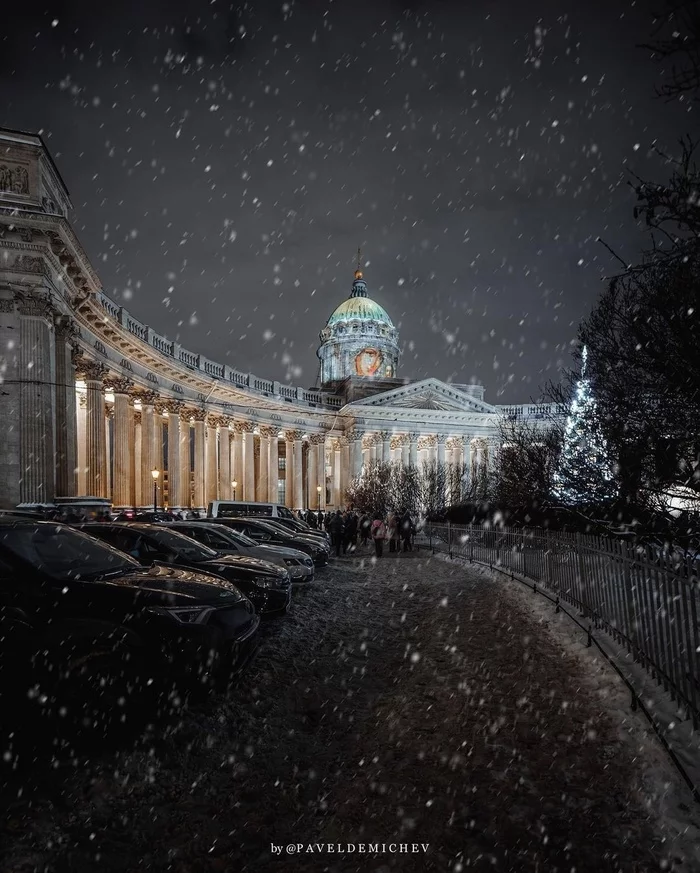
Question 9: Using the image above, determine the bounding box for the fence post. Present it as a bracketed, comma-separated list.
[522, 529, 527, 578]
[576, 532, 588, 618]
[622, 541, 639, 662]
[448, 520, 452, 559]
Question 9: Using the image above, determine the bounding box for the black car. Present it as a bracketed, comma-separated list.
[0, 519, 259, 735]
[207, 517, 330, 566]
[80, 523, 292, 616]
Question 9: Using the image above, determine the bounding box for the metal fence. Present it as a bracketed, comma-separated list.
[423, 523, 700, 729]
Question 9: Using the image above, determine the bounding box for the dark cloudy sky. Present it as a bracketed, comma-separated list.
[0, 0, 689, 401]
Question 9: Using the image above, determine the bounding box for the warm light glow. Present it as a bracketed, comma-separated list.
[151, 469, 160, 480]
[232, 480, 238, 489]
[316, 485, 322, 493]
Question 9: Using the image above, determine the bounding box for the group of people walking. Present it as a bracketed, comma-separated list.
[310, 508, 415, 558]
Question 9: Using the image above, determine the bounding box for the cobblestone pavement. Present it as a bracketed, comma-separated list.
[1, 547, 687, 873]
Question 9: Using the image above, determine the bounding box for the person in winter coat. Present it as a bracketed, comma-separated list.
[329, 510, 345, 557]
[317, 509, 325, 530]
[400, 511, 413, 552]
[371, 513, 387, 558]
[344, 511, 358, 553]
[387, 511, 398, 553]
[359, 513, 371, 546]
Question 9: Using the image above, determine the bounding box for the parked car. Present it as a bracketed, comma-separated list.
[79, 522, 292, 616]
[166, 521, 315, 583]
[207, 517, 330, 566]
[208, 500, 297, 520]
[258, 516, 330, 548]
[0, 519, 259, 738]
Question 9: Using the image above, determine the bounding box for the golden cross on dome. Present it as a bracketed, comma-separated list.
[354, 246, 363, 279]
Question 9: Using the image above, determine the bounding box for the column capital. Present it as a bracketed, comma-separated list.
[131, 389, 160, 407]
[448, 436, 464, 449]
[436, 433, 448, 444]
[408, 431, 420, 443]
[259, 425, 277, 439]
[190, 408, 208, 421]
[73, 353, 107, 382]
[179, 409, 194, 424]
[235, 420, 255, 434]
[205, 413, 220, 428]
[285, 428, 304, 442]
[346, 429, 364, 442]
[308, 432, 326, 445]
[133, 410, 142, 426]
[379, 430, 392, 442]
[103, 375, 134, 395]
[390, 434, 406, 450]
[158, 400, 185, 416]
[54, 315, 78, 342]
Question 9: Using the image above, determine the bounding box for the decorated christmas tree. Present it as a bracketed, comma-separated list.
[553, 346, 617, 506]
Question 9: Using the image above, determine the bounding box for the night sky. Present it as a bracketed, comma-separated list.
[0, 1, 689, 402]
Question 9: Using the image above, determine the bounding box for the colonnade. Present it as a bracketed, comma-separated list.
[69, 365, 495, 512]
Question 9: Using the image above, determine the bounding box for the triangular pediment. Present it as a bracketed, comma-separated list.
[346, 379, 496, 414]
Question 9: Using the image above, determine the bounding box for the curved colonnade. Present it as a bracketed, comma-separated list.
[0, 130, 557, 511]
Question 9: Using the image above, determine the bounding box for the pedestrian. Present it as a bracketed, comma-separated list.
[387, 511, 398, 553]
[371, 512, 387, 558]
[345, 511, 358, 553]
[359, 512, 370, 546]
[329, 509, 344, 557]
[317, 508, 325, 530]
[401, 510, 413, 552]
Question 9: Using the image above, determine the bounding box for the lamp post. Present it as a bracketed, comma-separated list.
[151, 469, 159, 513]
[316, 484, 322, 511]
[232, 480, 238, 500]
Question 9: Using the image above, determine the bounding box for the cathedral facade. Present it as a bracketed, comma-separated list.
[0, 128, 559, 511]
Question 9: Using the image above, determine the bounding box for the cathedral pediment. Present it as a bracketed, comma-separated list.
[345, 379, 497, 415]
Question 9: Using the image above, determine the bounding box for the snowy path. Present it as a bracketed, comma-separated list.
[2, 548, 698, 873]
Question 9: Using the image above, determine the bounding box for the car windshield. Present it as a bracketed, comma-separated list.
[201, 526, 257, 548]
[0, 524, 140, 581]
[147, 528, 219, 562]
[254, 519, 301, 537]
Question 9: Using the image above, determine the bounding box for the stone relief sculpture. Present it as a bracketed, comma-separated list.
[0, 164, 29, 195]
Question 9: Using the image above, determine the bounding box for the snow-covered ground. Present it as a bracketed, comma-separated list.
[2, 547, 697, 872]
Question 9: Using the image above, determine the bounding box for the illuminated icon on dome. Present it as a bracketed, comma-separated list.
[355, 347, 383, 377]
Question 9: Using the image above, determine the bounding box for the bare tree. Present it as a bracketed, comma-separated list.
[642, 0, 700, 102]
[491, 417, 561, 508]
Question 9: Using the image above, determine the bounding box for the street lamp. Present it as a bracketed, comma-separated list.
[151, 469, 159, 513]
[232, 480, 238, 500]
[316, 484, 322, 510]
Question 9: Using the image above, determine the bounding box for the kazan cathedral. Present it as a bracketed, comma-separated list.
[0, 128, 556, 512]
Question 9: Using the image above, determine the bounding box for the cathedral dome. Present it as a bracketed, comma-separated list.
[317, 264, 400, 387]
[326, 296, 394, 329]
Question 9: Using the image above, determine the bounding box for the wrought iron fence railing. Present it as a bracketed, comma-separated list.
[422, 523, 700, 729]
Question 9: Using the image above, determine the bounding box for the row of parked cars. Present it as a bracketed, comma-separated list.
[0, 511, 331, 742]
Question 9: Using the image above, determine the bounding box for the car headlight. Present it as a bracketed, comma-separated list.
[147, 605, 213, 624]
[253, 574, 284, 589]
[303, 557, 313, 567]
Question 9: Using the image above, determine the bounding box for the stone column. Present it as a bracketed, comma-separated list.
[400, 435, 409, 466]
[284, 432, 294, 508]
[166, 401, 184, 510]
[288, 430, 303, 511]
[231, 426, 243, 498]
[369, 436, 378, 464]
[408, 432, 419, 467]
[308, 433, 324, 510]
[340, 436, 350, 508]
[381, 431, 391, 466]
[192, 410, 207, 512]
[332, 438, 341, 509]
[268, 432, 279, 503]
[105, 377, 134, 510]
[180, 411, 192, 509]
[76, 392, 87, 494]
[54, 318, 77, 497]
[218, 419, 231, 500]
[205, 415, 218, 504]
[240, 422, 255, 501]
[138, 392, 159, 509]
[16, 296, 56, 504]
[133, 411, 142, 508]
[258, 427, 274, 503]
[350, 430, 364, 479]
[105, 403, 113, 500]
[317, 436, 327, 510]
[79, 359, 108, 497]
[436, 433, 447, 466]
